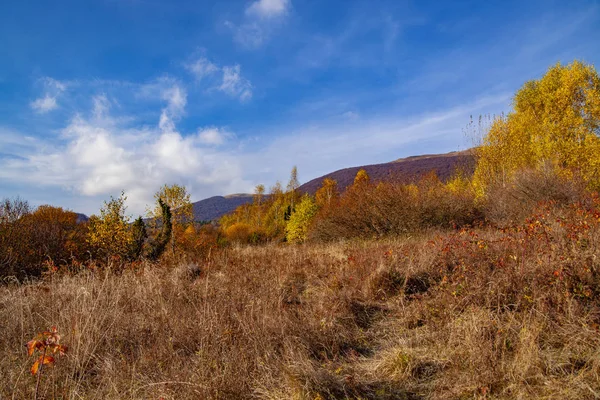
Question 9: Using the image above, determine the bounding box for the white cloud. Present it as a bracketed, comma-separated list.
[227, 0, 291, 48]
[30, 77, 68, 114]
[136, 76, 185, 107]
[42, 77, 68, 92]
[186, 57, 219, 80]
[31, 95, 58, 113]
[185, 56, 253, 102]
[162, 84, 187, 116]
[92, 94, 111, 120]
[219, 65, 253, 101]
[225, 21, 266, 49]
[1, 93, 249, 215]
[197, 127, 231, 146]
[246, 0, 290, 18]
[157, 82, 187, 132]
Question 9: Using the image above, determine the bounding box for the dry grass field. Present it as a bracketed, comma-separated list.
[2, 198, 600, 399]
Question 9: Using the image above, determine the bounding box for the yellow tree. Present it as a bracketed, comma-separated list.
[315, 178, 339, 207]
[149, 184, 193, 254]
[353, 169, 370, 186]
[88, 192, 133, 259]
[151, 184, 193, 224]
[286, 166, 300, 210]
[285, 194, 318, 243]
[253, 184, 265, 206]
[474, 60, 600, 192]
[263, 181, 286, 238]
[252, 184, 266, 227]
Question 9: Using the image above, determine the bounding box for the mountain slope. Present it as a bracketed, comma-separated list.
[191, 194, 253, 222]
[76, 213, 89, 223]
[298, 150, 474, 195]
[184, 150, 474, 221]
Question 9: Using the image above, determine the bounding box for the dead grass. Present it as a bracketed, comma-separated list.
[1, 200, 600, 399]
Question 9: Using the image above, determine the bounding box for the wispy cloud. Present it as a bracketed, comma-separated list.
[159, 83, 187, 132]
[246, 0, 290, 19]
[185, 56, 219, 81]
[31, 95, 59, 113]
[219, 65, 252, 102]
[185, 55, 253, 102]
[226, 0, 291, 48]
[239, 93, 511, 185]
[341, 111, 359, 121]
[30, 77, 68, 114]
[42, 77, 67, 92]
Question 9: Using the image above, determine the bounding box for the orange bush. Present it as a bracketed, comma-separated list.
[310, 173, 480, 241]
[176, 224, 220, 260]
[0, 204, 90, 280]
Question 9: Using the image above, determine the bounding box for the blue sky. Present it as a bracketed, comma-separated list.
[0, 0, 599, 215]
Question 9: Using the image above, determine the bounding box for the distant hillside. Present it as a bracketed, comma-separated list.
[75, 213, 89, 223]
[192, 194, 253, 222]
[298, 150, 475, 195]
[150, 151, 476, 222]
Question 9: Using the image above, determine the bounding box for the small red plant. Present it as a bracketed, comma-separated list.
[26, 327, 67, 399]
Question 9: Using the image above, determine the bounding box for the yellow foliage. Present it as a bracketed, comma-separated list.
[184, 225, 196, 237]
[150, 184, 193, 226]
[404, 183, 419, 198]
[445, 173, 474, 195]
[315, 178, 338, 207]
[88, 192, 133, 259]
[474, 61, 600, 193]
[353, 169, 370, 186]
[148, 184, 193, 254]
[285, 195, 318, 243]
[219, 180, 293, 241]
[225, 222, 252, 243]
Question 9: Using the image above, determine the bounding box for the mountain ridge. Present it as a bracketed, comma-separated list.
[298, 149, 474, 195]
[191, 194, 254, 222]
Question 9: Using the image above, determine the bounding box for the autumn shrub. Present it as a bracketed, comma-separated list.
[176, 223, 221, 261]
[415, 172, 481, 228]
[0, 197, 32, 280]
[218, 168, 302, 243]
[224, 222, 253, 244]
[24, 206, 89, 266]
[248, 227, 269, 244]
[434, 195, 600, 313]
[310, 173, 480, 241]
[483, 163, 589, 226]
[0, 201, 90, 281]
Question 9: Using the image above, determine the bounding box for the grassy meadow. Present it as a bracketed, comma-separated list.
[2, 195, 600, 399]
